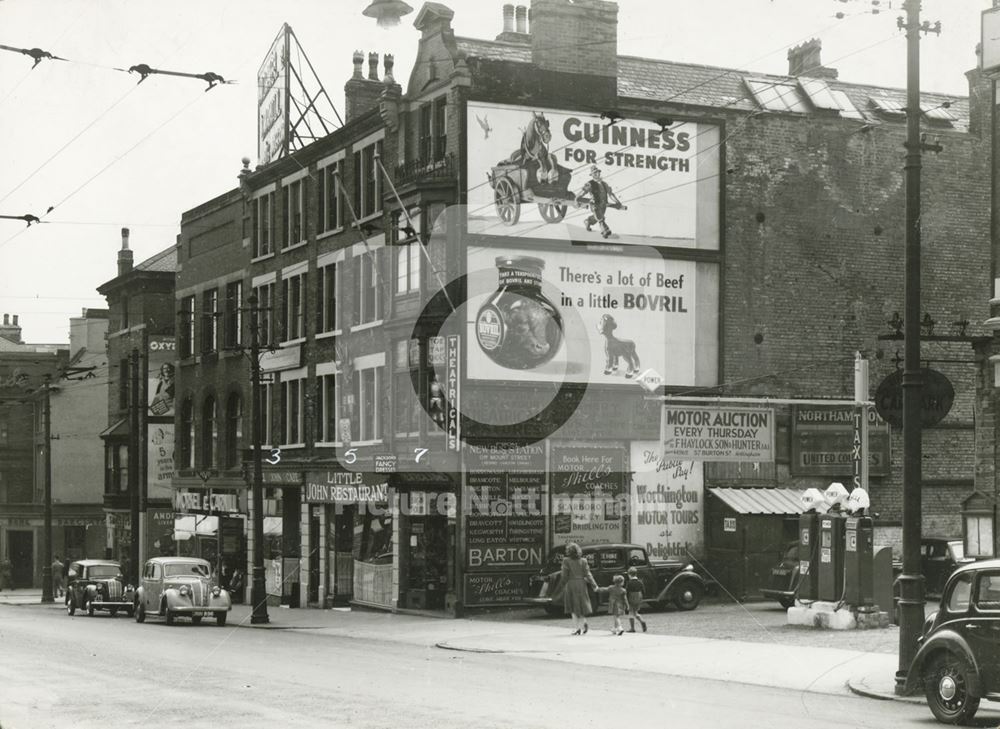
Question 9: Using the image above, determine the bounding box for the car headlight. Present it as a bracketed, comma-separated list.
[683, 564, 694, 572]
[211, 586, 221, 597]
[179, 585, 191, 597]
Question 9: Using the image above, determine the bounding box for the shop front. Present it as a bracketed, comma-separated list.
[172, 487, 247, 595]
[396, 473, 457, 612]
[303, 469, 394, 610]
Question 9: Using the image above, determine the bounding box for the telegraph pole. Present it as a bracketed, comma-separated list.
[129, 348, 141, 585]
[248, 293, 269, 624]
[40, 374, 53, 604]
[896, 0, 940, 691]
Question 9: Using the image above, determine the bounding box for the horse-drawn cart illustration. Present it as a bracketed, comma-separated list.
[486, 111, 575, 227]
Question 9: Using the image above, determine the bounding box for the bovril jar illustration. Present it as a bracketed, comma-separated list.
[475, 256, 563, 369]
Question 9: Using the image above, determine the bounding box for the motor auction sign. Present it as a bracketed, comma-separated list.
[661, 406, 774, 462]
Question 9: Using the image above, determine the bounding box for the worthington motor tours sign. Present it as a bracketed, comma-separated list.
[465, 244, 719, 388]
[661, 406, 775, 462]
[466, 101, 720, 249]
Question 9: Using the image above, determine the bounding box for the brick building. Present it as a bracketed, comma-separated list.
[172, 0, 994, 611]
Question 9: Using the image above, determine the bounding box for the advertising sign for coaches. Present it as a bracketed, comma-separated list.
[791, 405, 890, 477]
[661, 406, 774, 462]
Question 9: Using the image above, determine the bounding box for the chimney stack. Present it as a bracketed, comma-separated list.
[530, 0, 618, 101]
[0, 313, 22, 344]
[515, 5, 528, 33]
[346, 50, 387, 122]
[118, 226, 134, 276]
[787, 38, 837, 78]
[497, 2, 530, 43]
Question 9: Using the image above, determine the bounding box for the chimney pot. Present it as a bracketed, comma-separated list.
[352, 50, 364, 79]
[3, 314, 8, 325]
[515, 5, 527, 34]
[383, 53, 395, 82]
[502, 4, 515, 33]
[11, 315, 17, 326]
[368, 51, 379, 81]
[121, 227, 130, 250]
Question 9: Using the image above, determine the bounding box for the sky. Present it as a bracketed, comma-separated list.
[0, 0, 992, 345]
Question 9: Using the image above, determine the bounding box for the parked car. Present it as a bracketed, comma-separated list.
[760, 541, 799, 609]
[65, 559, 135, 617]
[526, 543, 706, 615]
[905, 558, 1000, 724]
[134, 556, 231, 626]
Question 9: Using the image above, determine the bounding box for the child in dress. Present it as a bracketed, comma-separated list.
[626, 566, 647, 633]
[597, 574, 629, 635]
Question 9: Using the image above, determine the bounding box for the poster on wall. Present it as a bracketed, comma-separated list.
[466, 101, 720, 248]
[630, 441, 704, 560]
[464, 441, 546, 571]
[661, 405, 774, 462]
[550, 443, 625, 545]
[147, 423, 174, 500]
[146, 508, 176, 558]
[791, 405, 890, 477]
[465, 245, 718, 387]
[147, 336, 176, 417]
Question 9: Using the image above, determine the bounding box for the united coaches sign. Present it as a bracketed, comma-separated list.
[466, 101, 720, 250]
[661, 406, 775, 462]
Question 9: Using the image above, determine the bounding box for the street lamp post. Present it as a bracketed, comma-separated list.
[248, 293, 269, 624]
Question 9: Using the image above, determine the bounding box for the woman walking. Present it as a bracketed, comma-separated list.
[560, 542, 598, 635]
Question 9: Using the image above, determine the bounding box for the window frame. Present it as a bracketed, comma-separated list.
[252, 189, 275, 259]
[352, 359, 384, 445]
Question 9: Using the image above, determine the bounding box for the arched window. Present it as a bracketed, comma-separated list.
[201, 396, 217, 468]
[225, 393, 242, 469]
[179, 399, 194, 470]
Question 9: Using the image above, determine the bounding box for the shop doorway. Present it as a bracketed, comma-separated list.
[308, 508, 320, 604]
[8, 530, 33, 588]
[405, 514, 448, 610]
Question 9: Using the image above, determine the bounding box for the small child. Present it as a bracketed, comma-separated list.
[626, 566, 647, 633]
[597, 574, 630, 635]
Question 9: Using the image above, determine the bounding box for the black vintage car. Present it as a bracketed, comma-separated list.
[65, 559, 135, 617]
[526, 543, 706, 614]
[905, 559, 1000, 724]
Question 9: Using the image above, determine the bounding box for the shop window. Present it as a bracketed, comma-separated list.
[225, 393, 242, 469]
[179, 399, 194, 470]
[64, 525, 85, 557]
[318, 261, 340, 334]
[201, 289, 219, 354]
[252, 191, 274, 258]
[201, 396, 217, 468]
[318, 159, 343, 233]
[281, 271, 306, 341]
[179, 295, 195, 358]
[282, 177, 305, 248]
[224, 280, 243, 349]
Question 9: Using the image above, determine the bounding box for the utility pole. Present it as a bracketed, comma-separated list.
[40, 374, 53, 604]
[896, 0, 940, 692]
[129, 348, 141, 585]
[249, 293, 269, 624]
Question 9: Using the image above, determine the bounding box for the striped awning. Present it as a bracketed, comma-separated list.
[708, 487, 807, 515]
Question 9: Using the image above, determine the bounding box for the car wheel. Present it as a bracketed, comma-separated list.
[135, 602, 146, 623]
[778, 597, 796, 609]
[66, 596, 75, 616]
[164, 608, 174, 625]
[86, 600, 95, 617]
[924, 652, 981, 725]
[673, 582, 703, 611]
[191, 615, 202, 625]
[215, 611, 227, 627]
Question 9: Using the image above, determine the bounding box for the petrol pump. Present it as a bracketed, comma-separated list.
[817, 482, 849, 602]
[797, 488, 826, 601]
[843, 488, 874, 607]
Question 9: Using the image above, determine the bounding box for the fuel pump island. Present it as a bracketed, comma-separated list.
[656, 353, 894, 629]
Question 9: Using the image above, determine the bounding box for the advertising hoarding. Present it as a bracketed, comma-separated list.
[147, 423, 174, 499]
[467, 101, 719, 249]
[257, 25, 289, 166]
[661, 406, 774, 462]
[147, 336, 176, 417]
[550, 443, 625, 545]
[791, 405, 890, 477]
[466, 245, 718, 387]
[630, 442, 704, 559]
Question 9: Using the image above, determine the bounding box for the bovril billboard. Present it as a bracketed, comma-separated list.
[466, 101, 720, 248]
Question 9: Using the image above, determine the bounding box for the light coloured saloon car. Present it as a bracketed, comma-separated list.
[134, 556, 231, 626]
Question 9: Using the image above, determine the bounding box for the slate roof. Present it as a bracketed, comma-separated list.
[136, 245, 177, 274]
[455, 37, 970, 130]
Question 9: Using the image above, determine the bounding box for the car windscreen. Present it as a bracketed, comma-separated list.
[87, 565, 122, 579]
[163, 563, 210, 578]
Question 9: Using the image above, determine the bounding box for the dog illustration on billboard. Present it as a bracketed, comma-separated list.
[598, 314, 640, 378]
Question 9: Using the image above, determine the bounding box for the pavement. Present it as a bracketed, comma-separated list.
[0, 588, 923, 705]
